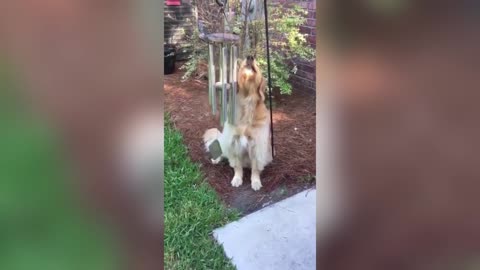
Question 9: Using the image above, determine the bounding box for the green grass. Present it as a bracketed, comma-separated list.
[0, 63, 117, 270]
[164, 117, 239, 270]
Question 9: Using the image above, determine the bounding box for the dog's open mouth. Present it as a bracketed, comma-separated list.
[246, 55, 257, 73]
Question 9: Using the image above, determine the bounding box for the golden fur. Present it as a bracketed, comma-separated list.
[236, 57, 270, 138]
[203, 57, 272, 191]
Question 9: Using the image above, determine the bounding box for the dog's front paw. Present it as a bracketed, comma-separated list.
[231, 176, 243, 187]
[251, 179, 262, 191]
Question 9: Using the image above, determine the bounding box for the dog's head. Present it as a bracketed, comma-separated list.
[238, 56, 266, 101]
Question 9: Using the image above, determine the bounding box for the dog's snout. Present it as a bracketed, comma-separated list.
[245, 55, 257, 73]
[246, 55, 254, 66]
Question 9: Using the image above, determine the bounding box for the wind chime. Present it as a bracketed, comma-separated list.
[205, 0, 274, 158]
[207, 35, 239, 126]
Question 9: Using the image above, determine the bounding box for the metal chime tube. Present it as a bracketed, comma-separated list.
[218, 46, 223, 84]
[229, 45, 234, 83]
[221, 46, 228, 126]
[209, 43, 216, 115]
[229, 45, 238, 124]
[232, 46, 238, 82]
[208, 44, 213, 106]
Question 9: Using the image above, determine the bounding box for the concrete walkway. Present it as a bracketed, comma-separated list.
[213, 189, 316, 270]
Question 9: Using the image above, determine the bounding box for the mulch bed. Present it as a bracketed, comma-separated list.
[164, 62, 315, 214]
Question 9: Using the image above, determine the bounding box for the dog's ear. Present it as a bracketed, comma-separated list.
[257, 77, 266, 101]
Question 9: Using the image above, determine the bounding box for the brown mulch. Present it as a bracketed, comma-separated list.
[165, 62, 315, 214]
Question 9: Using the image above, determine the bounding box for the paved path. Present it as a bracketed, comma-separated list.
[213, 189, 316, 270]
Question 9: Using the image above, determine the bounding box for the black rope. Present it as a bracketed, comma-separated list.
[263, 0, 274, 159]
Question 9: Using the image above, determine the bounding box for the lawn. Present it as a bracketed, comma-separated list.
[164, 116, 239, 270]
[0, 63, 118, 270]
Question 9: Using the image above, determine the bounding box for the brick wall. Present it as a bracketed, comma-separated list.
[275, 0, 316, 93]
[164, 0, 194, 60]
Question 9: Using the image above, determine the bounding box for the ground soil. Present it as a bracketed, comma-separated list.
[164, 62, 316, 214]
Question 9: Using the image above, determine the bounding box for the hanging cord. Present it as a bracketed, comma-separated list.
[215, 0, 230, 31]
[263, 0, 274, 159]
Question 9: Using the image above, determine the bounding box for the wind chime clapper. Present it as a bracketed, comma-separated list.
[207, 43, 238, 127]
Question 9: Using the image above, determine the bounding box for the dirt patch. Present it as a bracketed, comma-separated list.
[164, 62, 315, 214]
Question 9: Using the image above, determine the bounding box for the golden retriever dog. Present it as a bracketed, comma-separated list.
[203, 56, 272, 191]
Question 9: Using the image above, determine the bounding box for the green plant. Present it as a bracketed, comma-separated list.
[253, 4, 315, 94]
[178, 0, 222, 81]
[179, 26, 209, 80]
[299, 174, 316, 183]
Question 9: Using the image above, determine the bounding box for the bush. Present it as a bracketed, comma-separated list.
[253, 4, 315, 94]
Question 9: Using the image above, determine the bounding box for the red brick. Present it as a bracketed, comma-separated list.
[294, 81, 314, 90]
[291, 75, 314, 86]
[308, 1, 316, 10]
[300, 26, 311, 34]
[307, 18, 316, 27]
[305, 72, 315, 81]
[291, 80, 303, 88]
[295, 58, 314, 66]
[299, 64, 315, 73]
[295, 69, 307, 78]
[297, 2, 309, 8]
[295, 66, 316, 81]
[289, 76, 301, 84]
